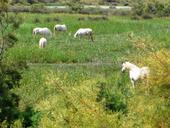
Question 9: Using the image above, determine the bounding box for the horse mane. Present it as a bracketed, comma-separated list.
[125, 62, 139, 70]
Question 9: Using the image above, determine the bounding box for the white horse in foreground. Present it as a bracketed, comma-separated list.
[74, 28, 94, 42]
[32, 27, 52, 37]
[39, 37, 47, 48]
[121, 61, 149, 88]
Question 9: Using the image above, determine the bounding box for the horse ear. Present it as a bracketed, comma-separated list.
[121, 61, 124, 64]
[124, 59, 129, 63]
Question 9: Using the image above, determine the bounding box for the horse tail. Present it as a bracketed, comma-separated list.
[141, 67, 150, 78]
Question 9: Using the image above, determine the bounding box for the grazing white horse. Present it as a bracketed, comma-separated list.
[32, 27, 52, 37]
[39, 37, 47, 48]
[74, 28, 94, 42]
[54, 24, 67, 32]
[121, 61, 149, 88]
[32, 27, 41, 35]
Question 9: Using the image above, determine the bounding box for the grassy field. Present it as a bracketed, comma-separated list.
[4, 13, 170, 127]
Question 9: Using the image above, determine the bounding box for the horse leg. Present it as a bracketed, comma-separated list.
[78, 35, 80, 40]
[53, 30, 56, 36]
[131, 79, 135, 88]
[90, 33, 94, 42]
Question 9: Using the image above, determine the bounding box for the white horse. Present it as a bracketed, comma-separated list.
[32, 27, 52, 37]
[121, 61, 149, 88]
[39, 37, 47, 48]
[74, 28, 94, 42]
[54, 24, 67, 32]
[32, 27, 41, 35]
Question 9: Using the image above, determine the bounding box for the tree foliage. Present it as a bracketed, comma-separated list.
[64, 0, 84, 12]
[130, 0, 170, 19]
[0, 1, 40, 127]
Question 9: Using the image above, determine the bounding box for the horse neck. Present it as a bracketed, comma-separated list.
[128, 63, 140, 71]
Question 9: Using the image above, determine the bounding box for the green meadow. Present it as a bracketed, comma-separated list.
[4, 13, 170, 127]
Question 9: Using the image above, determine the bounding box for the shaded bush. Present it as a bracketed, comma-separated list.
[0, 63, 22, 127]
[96, 81, 128, 113]
[22, 106, 41, 128]
[53, 17, 61, 22]
[34, 17, 41, 23]
[142, 14, 153, 19]
[45, 17, 52, 23]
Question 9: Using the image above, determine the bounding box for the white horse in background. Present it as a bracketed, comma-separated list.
[121, 61, 150, 88]
[32, 27, 52, 37]
[74, 28, 94, 42]
[32, 27, 41, 35]
[54, 24, 67, 33]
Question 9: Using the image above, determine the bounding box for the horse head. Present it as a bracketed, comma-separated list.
[121, 61, 128, 73]
[121, 61, 135, 72]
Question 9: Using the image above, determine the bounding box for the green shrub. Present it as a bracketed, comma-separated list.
[33, 17, 41, 23]
[131, 0, 170, 18]
[22, 106, 41, 128]
[142, 13, 153, 19]
[30, 3, 46, 13]
[45, 17, 52, 23]
[65, 0, 84, 12]
[4, 33, 18, 48]
[96, 74, 129, 113]
[163, 4, 170, 16]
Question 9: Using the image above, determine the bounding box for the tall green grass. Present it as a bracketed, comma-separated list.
[4, 13, 170, 64]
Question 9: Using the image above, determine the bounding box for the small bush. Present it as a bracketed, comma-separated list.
[34, 18, 41, 23]
[22, 106, 41, 128]
[96, 81, 128, 113]
[30, 4, 46, 13]
[142, 14, 153, 19]
[53, 17, 61, 22]
[65, 0, 84, 12]
[45, 17, 52, 23]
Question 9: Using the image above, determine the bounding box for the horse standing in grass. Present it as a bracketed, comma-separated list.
[39, 37, 47, 48]
[54, 24, 67, 33]
[32, 27, 52, 37]
[121, 61, 149, 88]
[74, 28, 94, 42]
[32, 27, 41, 35]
